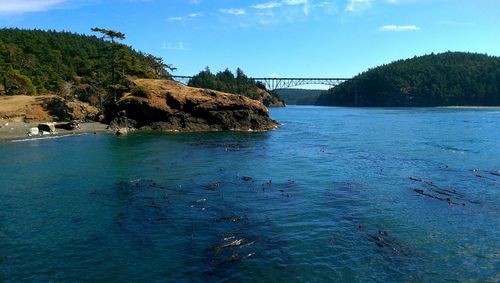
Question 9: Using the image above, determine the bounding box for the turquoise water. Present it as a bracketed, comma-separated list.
[0, 106, 499, 282]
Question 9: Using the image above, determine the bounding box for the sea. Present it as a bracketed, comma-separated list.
[0, 106, 499, 282]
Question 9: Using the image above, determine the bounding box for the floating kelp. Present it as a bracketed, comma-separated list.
[365, 230, 410, 257]
[203, 181, 221, 190]
[408, 176, 474, 205]
[413, 189, 462, 205]
[96, 175, 291, 280]
[408, 176, 438, 187]
[191, 190, 290, 275]
[201, 232, 258, 267]
[475, 174, 498, 182]
[469, 168, 500, 177]
[212, 216, 249, 223]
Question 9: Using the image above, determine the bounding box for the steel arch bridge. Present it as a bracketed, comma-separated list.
[170, 76, 352, 91]
[251, 77, 350, 90]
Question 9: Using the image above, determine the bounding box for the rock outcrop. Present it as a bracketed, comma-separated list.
[38, 122, 56, 133]
[110, 79, 278, 132]
[256, 88, 286, 107]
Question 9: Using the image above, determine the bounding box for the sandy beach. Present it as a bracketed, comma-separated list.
[0, 120, 110, 142]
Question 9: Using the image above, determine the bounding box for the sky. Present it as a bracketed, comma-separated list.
[0, 0, 499, 86]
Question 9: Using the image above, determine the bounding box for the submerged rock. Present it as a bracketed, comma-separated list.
[110, 79, 279, 132]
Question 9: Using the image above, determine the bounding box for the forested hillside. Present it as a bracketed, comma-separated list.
[0, 29, 171, 104]
[316, 52, 500, 106]
[188, 68, 284, 107]
[275, 89, 324, 105]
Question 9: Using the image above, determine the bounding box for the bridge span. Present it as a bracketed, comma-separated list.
[171, 75, 352, 91]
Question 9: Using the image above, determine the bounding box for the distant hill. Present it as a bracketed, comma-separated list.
[274, 89, 324, 105]
[316, 52, 500, 106]
[0, 28, 170, 102]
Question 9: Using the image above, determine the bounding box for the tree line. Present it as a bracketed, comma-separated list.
[188, 67, 283, 106]
[316, 52, 500, 106]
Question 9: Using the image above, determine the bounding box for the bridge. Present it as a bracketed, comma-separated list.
[171, 75, 352, 91]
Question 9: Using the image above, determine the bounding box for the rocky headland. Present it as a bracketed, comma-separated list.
[0, 79, 278, 140]
[109, 79, 278, 132]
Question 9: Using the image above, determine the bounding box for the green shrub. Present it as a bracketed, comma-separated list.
[131, 85, 150, 98]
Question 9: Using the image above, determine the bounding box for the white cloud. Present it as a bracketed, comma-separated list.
[222, 0, 332, 27]
[380, 25, 420, 31]
[249, 0, 310, 18]
[167, 16, 183, 22]
[162, 41, 186, 51]
[251, 0, 310, 10]
[167, 12, 203, 23]
[188, 12, 203, 17]
[0, 0, 66, 14]
[283, 0, 308, 5]
[220, 8, 246, 15]
[251, 1, 283, 9]
[311, 1, 333, 8]
[345, 0, 372, 12]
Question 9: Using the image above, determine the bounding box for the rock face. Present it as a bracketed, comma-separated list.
[110, 79, 278, 132]
[256, 88, 286, 107]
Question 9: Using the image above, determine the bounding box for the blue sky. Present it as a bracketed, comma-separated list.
[1, 0, 499, 83]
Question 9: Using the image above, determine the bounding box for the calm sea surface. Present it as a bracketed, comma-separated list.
[0, 106, 499, 282]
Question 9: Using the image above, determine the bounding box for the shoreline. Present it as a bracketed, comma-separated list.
[0, 121, 280, 143]
[0, 121, 110, 142]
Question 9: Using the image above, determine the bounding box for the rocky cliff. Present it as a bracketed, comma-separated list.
[110, 79, 278, 132]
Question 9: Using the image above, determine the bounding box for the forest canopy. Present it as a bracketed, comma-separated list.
[0, 28, 172, 102]
[316, 52, 500, 107]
